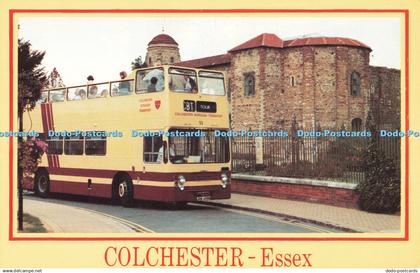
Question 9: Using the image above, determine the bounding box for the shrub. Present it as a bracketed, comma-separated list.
[356, 113, 400, 213]
[19, 137, 48, 177]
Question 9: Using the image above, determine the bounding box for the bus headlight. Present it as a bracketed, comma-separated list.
[221, 173, 230, 188]
[176, 175, 186, 191]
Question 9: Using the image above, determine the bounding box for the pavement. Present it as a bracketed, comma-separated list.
[204, 193, 401, 233]
[23, 198, 134, 233]
[23, 193, 400, 233]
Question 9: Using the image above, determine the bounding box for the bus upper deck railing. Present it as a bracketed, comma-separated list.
[39, 66, 227, 104]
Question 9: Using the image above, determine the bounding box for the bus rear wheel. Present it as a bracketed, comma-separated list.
[117, 175, 134, 207]
[35, 170, 50, 198]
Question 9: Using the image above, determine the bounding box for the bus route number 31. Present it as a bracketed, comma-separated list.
[184, 100, 195, 112]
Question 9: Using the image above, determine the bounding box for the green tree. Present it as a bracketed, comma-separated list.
[18, 39, 47, 116]
[18, 39, 47, 230]
[356, 112, 400, 213]
[131, 55, 148, 70]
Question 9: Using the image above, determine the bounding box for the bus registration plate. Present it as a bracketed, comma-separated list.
[196, 192, 211, 201]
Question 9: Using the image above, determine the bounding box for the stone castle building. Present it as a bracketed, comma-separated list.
[145, 34, 181, 66]
[145, 33, 400, 131]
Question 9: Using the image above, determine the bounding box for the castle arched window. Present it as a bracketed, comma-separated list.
[148, 57, 152, 66]
[244, 73, 255, 97]
[170, 56, 175, 63]
[351, 118, 362, 131]
[350, 71, 361, 96]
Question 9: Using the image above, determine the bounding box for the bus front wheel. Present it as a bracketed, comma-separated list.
[117, 175, 134, 207]
[35, 170, 50, 198]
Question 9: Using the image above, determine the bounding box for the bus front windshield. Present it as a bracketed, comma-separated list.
[198, 71, 225, 96]
[168, 129, 230, 164]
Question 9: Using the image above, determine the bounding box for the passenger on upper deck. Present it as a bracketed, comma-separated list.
[144, 69, 164, 92]
[100, 89, 108, 98]
[118, 71, 131, 93]
[184, 75, 197, 93]
[147, 77, 158, 92]
[87, 75, 94, 84]
[119, 71, 127, 80]
[89, 85, 98, 98]
[74, 89, 86, 100]
[169, 72, 197, 93]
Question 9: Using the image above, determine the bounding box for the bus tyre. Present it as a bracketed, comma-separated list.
[35, 170, 50, 198]
[117, 175, 134, 207]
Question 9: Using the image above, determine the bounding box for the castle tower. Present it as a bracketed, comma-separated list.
[145, 34, 181, 66]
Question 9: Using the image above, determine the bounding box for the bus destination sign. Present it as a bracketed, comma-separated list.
[183, 100, 217, 113]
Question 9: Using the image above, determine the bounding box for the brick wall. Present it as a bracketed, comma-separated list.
[369, 66, 401, 129]
[231, 179, 359, 208]
[228, 45, 374, 131]
[230, 48, 262, 130]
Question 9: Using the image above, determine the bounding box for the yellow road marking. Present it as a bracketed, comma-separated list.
[222, 208, 332, 233]
[193, 203, 332, 233]
[76, 207, 155, 233]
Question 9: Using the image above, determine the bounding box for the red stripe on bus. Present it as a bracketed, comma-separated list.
[134, 184, 230, 202]
[46, 103, 53, 130]
[40, 104, 48, 133]
[50, 180, 111, 198]
[47, 155, 53, 167]
[52, 155, 57, 168]
[50, 180, 87, 195]
[40, 104, 53, 167]
[48, 103, 55, 130]
[48, 104, 61, 168]
[49, 179, 229, 202]
[46, 167, 225, 181]
[43, 103, 61, 168]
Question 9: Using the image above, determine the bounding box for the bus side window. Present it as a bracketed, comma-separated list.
[49, 89, 66, 102]
[111, 80, 133, 96]
[85, 132, 106, 155]
[136, 68, 164, 93]
[143, 136, 163, 163]
[37, 92, 48, 104]
[88, 83, 109, 99]
[68, 87, 87, 101]
[46, 136, 63, 154]
[168, 68, 197, 93]
[64, 134, 84, 155]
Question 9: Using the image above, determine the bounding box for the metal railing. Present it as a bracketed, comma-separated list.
[232, 135, 400, 184]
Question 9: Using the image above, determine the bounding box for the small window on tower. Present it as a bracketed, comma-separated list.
[290, 76, 296, 87]
[170, 56, 175, 63]
[244, 73, 255, 97]
[350, 71, 361, 96]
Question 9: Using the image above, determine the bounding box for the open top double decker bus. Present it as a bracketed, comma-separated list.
[23, 65, 231, 206]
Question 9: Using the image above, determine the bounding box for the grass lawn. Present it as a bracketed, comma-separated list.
[19, 213, 48, 233]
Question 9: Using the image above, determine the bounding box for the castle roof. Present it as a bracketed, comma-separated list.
[284, 36, 371, 50]
[174, 33, 372, 68]
[229, 33, 284, 52]
[175, 53, 232, 68]
[229, 33, 371, 52]
[148, 34, 178, 46]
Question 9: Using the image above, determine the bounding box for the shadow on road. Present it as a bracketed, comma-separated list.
[24, 191, 216, 211]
